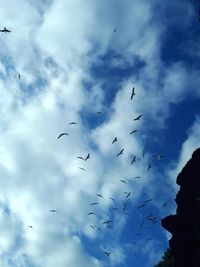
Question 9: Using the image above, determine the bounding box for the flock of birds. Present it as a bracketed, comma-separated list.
[55, 85, 167, 259]
[1, 26, 167, 262]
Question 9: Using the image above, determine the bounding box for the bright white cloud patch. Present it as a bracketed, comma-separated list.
[0, 0, 199, 266]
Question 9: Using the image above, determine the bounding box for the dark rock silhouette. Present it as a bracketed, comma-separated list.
[162, 148, 200, 267]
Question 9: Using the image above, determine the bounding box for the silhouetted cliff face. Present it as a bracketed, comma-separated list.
[162, 148, 200, 267]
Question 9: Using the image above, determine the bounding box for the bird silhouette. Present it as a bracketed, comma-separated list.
[134, 176, 141, 179]
[49, 209, 57, 212]
[85, 153, 90, 161]
[147, 163, 151, 171]
[69, 122, 77, 125]
[130, 129, 138, 134]
[153, 155, 165, 160]
[78, 167, 86, 171]
[112, 137, 118, 144]
[104, 251, 111, 256]
[90, 202, 99, 205]
[162, 202, 167, 208]
[117, 149, 124, 157]
[114, 28, 117, 32]
[131, 87, 136, 100]
[131, 156, 136, 164]
[18, 74, 21, 79]
[77, 156, 85, 160]
[102, 220, 112, 225]
[96, 194, 103, 198]
[133, 115, 142, 121]
[28, 225, 33, 228]
[142, 150, 146, 158]
[124, 192, 131, 198]
[123, 203, 127, 212]
[0, 27, 11, 33]
[57, 133, 69, 139]
[120, 179, 127, 184]
[88, 212, 95, 215]
[109, 197, 116, 202]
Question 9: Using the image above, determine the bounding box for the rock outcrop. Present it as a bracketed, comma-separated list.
[162, 148, 200, 267]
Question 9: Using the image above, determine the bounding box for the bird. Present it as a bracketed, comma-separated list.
[0, 27, 11, 33]
[109, 197, 116, 202]
[18, 74, 21, 79]
[96, 194, 103, 198]
[104, 251, 111, 256]
[112, 137, 117, 144]
[117, 149, 124, 157]
[85, 153, 90, 161]
[57, 133, 69, 139]
[153, 155, 165, 160]
[134, 176, 141, 179]
[90, 202, 99, 205]
[28, 225, 33, 228]
[77, 156, 85, 160]
[130, 129, 138, 134]
[88, 212, 95, 215]
[123, 203, 127, 212]
[78, 167, 86, 171]
[120, 179, 127, 184]
[131, 87, 136, 100]
[133, 115, 142, 121]
[69, 122, 77, 125]
[49, 209, 57, 212]
[96, 111, 102, 114]
[162, 202, 167, 208]
[142, 150, 146, 158]
[131, 156, 136, 164]
[90, 225, 95, 230]
[124, 192, 131, 198]
[114, 28, 117, 32]
[147, 163, 151, 171]
[102, 220, 112, 225]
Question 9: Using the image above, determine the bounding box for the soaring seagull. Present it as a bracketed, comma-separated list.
[90, 202, 99, 205]
[102, 220, 112, 225]
[113, 28, 117, 32]
[112, 137, 117, 144]
[130, 129, 138, 134]
[85, 153, 90, 161]
[120, 179, 127, 184]
[49, 209, 57, 212]
[88, 212, 95, 215]
[131, 87, 136, 100]
[153, 155, 165, 160]
[117, 149, 124, 157]
[133, 115, 142, 121]
[77, 156, 85, 160]
[0, 27, 11, 33]
[131, 156, 136, 164]
[18, 74, 21, 79]
[124, 192, 131, 198]
[96, 194, 103, 198]
[69, 122, 77, 125]
[147, 163, 151, 171]
[104, 251, 111, 256]
[28, 225, 33, 228]
[57, 133, 69, 139]
[78, 167, 86, 171]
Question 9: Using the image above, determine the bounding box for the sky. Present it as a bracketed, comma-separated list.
[0, 0, 200, 266]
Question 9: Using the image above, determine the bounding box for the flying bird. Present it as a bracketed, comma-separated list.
[90, 202, 99, 205]
[49, 210, 57, 212]
[113, 28, 117, 32]
[147, 163, 151, 171]
[69, 122, 77, 125]
[123, 203, 127, 212]
[96, 194, 103, 198]
[143, 198, 153, 203]
[96, 111, 102, 114]
[142, 150, 146, 158]
[124, 192, 131, 198]
[104, 251, 111, 256]
[131, 156, 136, 164]
[77, 156, 85, 160]
[133, 115, 142, 121]
[78, 167, 86, 171]
[57, 133, 69, 139]
[85, 153, 90, 161]
[18, 74, 21, 79]
[117, 149, 124, 157]
[0, 27, 11, 33]
[162, 202, 167, 208]
[28, 225, 33, 228]
[120, 179, 127, 184]
[88, 212, 95, 215]
[102, 220, 112, 225]
[134, 176, 141, 179]
[130, 129, 138, 134]
[130, 87, 136, 100]
[153, 155, 165, 160]
[109, 197, 116, 202]
[112, 137, 118, 144]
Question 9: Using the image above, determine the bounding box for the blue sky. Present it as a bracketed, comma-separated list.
[0, 0, 200, 266]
